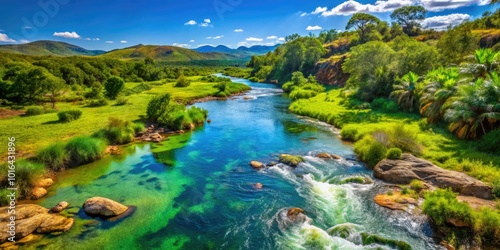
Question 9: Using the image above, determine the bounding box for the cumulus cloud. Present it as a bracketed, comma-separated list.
[184, 20, 197, 25]
[120, 40, 128, 43]
[277, 37, 285, 42]
[173, 43, 190, 48]
[94, 38, 100, 41]
[421, 0, 490, 11]
[85, 38, 91, 41]
[311, 6, 327, 14]
[234, 29, 244, 32]
[190, 40, 195, 42]
[267, 35, 277, 39]
[207, 35, 224, 39]
[201, 23, 209, 27]
[0, 33, 16, 43]
[421, 13, 470, 30]
[106, 41, 114, 44]
[246, 37, 263, 42]
[300, 13, 308, 17]
[53, 31, 81, 39]
[306, 25, 322, 31]
[204, 19, 211, 23]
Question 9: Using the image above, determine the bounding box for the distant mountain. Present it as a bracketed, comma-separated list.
[100, 44, 239, 61]
[194, 44, 278, 56]
[0, 40, 106, 56]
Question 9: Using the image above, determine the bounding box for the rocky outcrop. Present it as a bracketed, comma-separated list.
[314, 56, 349, 87]
[374, 154, 493, 199]
[30, 187, 47, 199]
[250, 161, 265, 169]
[83, 197, 128, 217]
[33, 178, 53, 188]
[279, 154, 305, 167]
[0, 204, 73, 244]
[374, 192, 418, 211]
[50, 201, 70, 213]
[316, 153, 341, 160]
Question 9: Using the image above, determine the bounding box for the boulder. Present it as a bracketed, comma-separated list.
[34, 178, 53, 188]
[254, 183, 263, 189]
[374, 192, 417, 211]
[279, 154, 305, 167]
[36, 215, 74, 234]
[31, 187, 47, 200]
[250, 161, 265, 169]
[50, 201, 70, 213]
[0, 204, 48, 222]
[83, 197, 128, 217]
[286, 207, 305, 219]
[316, 153, 342, 160]
[374, 154, 493, 200]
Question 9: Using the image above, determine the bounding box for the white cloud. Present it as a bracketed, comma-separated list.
[237, 41, 248, 47]
[120, 40, 128, 43]
[190, 40, 195, 42]
[184, 20, 197, 25]
[234, 29, 244, 32]
[422, 13, 470, 30]
[246, 37, 263, 42]
[53, 31, 81, 39]
[267, 35, 278, 39]
[201, 23, 209, 27]
[306, 25, 322, 31]
[311, 6, 327, 15]
[204, 19, 211, 23]
[421, 0, 490, 11]
[106, 41, 114, 44]
[0, 34, 16, 43]
[207, 35, 224, 39]
[300, 13, 308, 17]
[277, 37, 285, 42]
[173, 43, 190, 48]
[23, 26, 32, 29]
[85, 38, 91, 41]
[94, 38, 100, 41]
[196, 43, 214, 48]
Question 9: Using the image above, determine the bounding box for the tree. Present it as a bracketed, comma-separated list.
[461, 48, 499, 80]
[175, 74, 191, 87]
[391, 71, 420, 112]
[437, 24, 478, 65]
[345, 13, 381, 43]
[147, 93, 171, 121]
[10, 67, 53, 103]
[44, 74, 66, 108]
[104, 76, 125, 99]
[390, 6, 427, 36]
[420, 67, 460, 123]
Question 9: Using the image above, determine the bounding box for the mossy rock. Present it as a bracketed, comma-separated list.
[339, 176, 373, 185]
[327, 223, 361, 239]
[360, 232, 412, 250]
[279, 154, 305, 167]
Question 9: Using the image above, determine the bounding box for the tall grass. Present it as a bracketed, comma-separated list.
[36, 143, 68, 171]
[58, 110, 83, 122]
[93, 117, 137, 145]
[13, 160, 46, 198]
[65, 136, 106, 166]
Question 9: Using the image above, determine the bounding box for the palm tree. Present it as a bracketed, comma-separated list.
[391, 71, 420, 112]
[461, 48, 499, 80]
[420, 67, 460, 123]
[444, 74, 500, 139]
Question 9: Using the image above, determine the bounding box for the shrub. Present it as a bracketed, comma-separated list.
[132, 122, 145, 133]
[387, 125, 422, 155]
[104, 76, 125, 99]
[279, 154, 305, 167]
[147, 93, 171, 121]
[94, 117, 136, 145]
[386, 148, 402, 160]
[65, 136, 106, 166]
[478, 129, 500, 155]
[214, 82, 228, 92]
[493, 180, 500, 199]
[409, 180, 425, 192]
[341, 126, 359, 142]
[187, 106, 208, 124]
[367, 142, 387, 167]
[175, 75, 191, 87]
[115, 97, 129, 106]
[401, 187, 409, 195]
[0, 189, 10, 206]
[58, 110, 82, 122]
[87, 98, 109, 107]
[289, 89, 318, 100]
[15, 160, 46, 198]
[282, 81, 296, 93]
[473, 208, 500, 242]
[423, 188, 473, 226]
[248, 76, 259, 82]
[25, 107, 45, 116]
[36, 143, 68, 171]
[383, 100, 399, 113]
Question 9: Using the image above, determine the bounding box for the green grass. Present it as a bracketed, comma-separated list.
[0, 76, 249, 158]
[290, 89, 500, 185]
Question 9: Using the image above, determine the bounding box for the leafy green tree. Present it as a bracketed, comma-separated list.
[420, 67, 460, 123]
[44, 74, 66, 108]
[10, 67, 55, 103]
[391, 71, 420, 112]
[444, 75, 500, 139]
[345, 13, 381, 43]
[437, 24, 478, 64]
[461, 48, 499, 80]
[391, 35, 439, 75]
[390, 6, 427, 36]
[104, 76, 125, 99]
[175, 74, 191, 87]
[146, 93, 171, 121]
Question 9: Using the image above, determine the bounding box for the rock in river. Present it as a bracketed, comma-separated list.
[250, 161, 265, 169]
[83, 197, 128, 217]
[374, 154, 493, 199]
[50, 201, 70, 213]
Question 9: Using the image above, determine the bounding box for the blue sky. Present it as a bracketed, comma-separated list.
[0, 0, 496, 50]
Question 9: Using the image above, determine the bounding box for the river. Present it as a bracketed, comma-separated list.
[32, 75, 441, 250]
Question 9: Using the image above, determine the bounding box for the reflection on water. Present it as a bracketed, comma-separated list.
[31, 76, 440, 250]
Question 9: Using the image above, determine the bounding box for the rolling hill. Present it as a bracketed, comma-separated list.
[195, 44, 278, 56]
[0, 40, 106, 56]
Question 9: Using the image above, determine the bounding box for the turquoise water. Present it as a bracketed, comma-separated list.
[32, 76, 440, 249]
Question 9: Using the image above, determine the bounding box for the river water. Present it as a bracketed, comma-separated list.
[32, 76, 441, 250]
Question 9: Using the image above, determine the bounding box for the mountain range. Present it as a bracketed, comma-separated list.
[0, 41, 278, 61]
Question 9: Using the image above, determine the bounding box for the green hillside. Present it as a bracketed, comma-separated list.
[0, 40, 105, 56]
[100, 44, 238, 61]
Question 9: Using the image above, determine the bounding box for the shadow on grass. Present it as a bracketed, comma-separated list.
[42, 120, 63, 125]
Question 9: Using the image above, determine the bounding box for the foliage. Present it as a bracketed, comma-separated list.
[386, 148, 402, 159]
[478, 129, 500, 155]
[437, 24, 478, 64]
[409, 180, 425, 193]
[423, 188, 473, 226]
[345, 13, 381, 44]
[146, 93, 208, 130]
[36, 143, 68, 171]
[420, 67, 460, 123]
[57, 110, 82, 122]
[390, 6, 427, 36]
[147, 93, 171, 121]
[175, 74, 191, 87]
[391, 71, 420, 112]
[13, 160, 46, 199]
[360, 232, 412, 250]
[94, 117, 136, 145]
[340, 126, 359, 141]
[87, 97, 109, 107]
[25, 107, 45, 116]
[354, 136, 387, 167]
[115, 97, 129, 106]
[104, 76, 125, 99]
[65, 136, 106, 166]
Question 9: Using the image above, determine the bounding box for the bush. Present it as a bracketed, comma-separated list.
[248, 76, 259, 82]
[423, 188, 473, 226]
[0, 189, 10, 206]
[341, 126, 359, 142]
[115, 97, 129, 106]
[289, 89, 318, 100]
[478, 129, 500, 155]
[387, 125, 421, 155]
[493, 180, 500, 199]
[58, 110, 82, 122]
[354, 136, 388, 167]
[25, 107, 45, 116]
[175, 75, 191, 87]
[386, 148, 402, 159]
[65, 136, 106, 166]
[94, 117, 136, 145]
[104, 76, 125, 99]
[214, 82, 227, 92]
[15, 160, 46, 198]
[147, 93, 171, 121]
[132, 122, 145, 133]
[409, 180, 425, 192]
[87, 98, 109, 107]
[36, 143, 68, 171]
[473, 208, 500, 242]
[187, 106, 208, 124]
